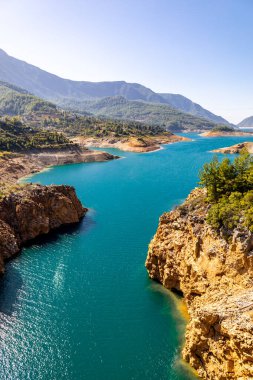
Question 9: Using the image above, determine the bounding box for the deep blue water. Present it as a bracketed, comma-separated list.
[1, 133, 253, 380]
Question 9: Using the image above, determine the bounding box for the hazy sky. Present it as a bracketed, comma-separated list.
[0, 0, 252, 123]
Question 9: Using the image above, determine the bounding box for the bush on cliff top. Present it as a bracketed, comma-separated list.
[199, 151, 253, 232]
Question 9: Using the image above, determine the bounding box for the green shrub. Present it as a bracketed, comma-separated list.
[199, 152, 253, 232]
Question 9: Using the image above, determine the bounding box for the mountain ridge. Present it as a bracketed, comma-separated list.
[0, 48, 229, 125]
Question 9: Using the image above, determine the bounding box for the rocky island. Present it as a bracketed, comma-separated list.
[146, 153, 253, 379]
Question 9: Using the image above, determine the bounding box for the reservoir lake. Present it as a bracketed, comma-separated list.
[1, 133, 253, 380]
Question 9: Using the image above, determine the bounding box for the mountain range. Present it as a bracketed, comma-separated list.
[58, 95, 219, 131]
[0, 49, 229, 126]
[0, 81, 219, 132]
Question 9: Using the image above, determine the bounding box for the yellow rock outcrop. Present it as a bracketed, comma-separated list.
[146, 188, 253, 379]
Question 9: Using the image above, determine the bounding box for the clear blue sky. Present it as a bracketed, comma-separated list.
[0, 0, 252, 123]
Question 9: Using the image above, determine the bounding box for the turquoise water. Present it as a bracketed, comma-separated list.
[1, 133, 253, 380]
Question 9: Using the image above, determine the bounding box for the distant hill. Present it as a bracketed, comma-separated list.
[158, 93, 227, 125]
[59, 95, 218, 132]
[0, 81, 57, 116]
[0, 49, 229, 125]
[237, 116, 253, 128]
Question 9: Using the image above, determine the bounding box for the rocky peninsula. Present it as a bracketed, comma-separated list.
[212, 142, 253, 154]
[0, 117, 119, 182]
[201, 130, 253, 137]
[0, 184, 86, 274]
[73, 134, 190, 153]
[146, 187, 253, 379]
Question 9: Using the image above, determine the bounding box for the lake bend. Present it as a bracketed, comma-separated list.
[1, 133, 253, 380]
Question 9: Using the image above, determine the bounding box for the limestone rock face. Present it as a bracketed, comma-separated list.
[146, 188, 253, 379]
[0, 184, 86, 274]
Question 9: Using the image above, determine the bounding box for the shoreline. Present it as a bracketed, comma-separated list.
[0, 184, 86, 274]
[18, 165, 54, 183]
[139, 145, 164, 154]
[0, 149, 119, 184]
[13, 134, 192, 185]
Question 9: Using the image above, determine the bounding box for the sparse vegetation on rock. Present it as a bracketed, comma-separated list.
[199, 152, 253, 233]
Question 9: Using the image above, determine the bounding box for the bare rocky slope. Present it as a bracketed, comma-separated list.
[0, 184, 86, 274]
[146, 188, 253, 379]
[212, 142, 253, 154]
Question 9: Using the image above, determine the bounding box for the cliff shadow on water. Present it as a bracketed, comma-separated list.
[22, 211, 95, 249]
[0, 267, 23, 317]
[147, 280, 199, 379]
[0, 212, 93, 318]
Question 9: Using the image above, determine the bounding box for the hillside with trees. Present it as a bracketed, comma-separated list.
[0, 81, 57, 116]
[0, 117, 75, 152]
[28, 111, 174, 138]
[58, 96, 219, 132]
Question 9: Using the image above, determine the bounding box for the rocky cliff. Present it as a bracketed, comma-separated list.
[146, 188, 253, 379]
[0, 184, 86, 274]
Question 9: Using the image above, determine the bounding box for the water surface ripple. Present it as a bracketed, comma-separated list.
[1, 133, 252, 379]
